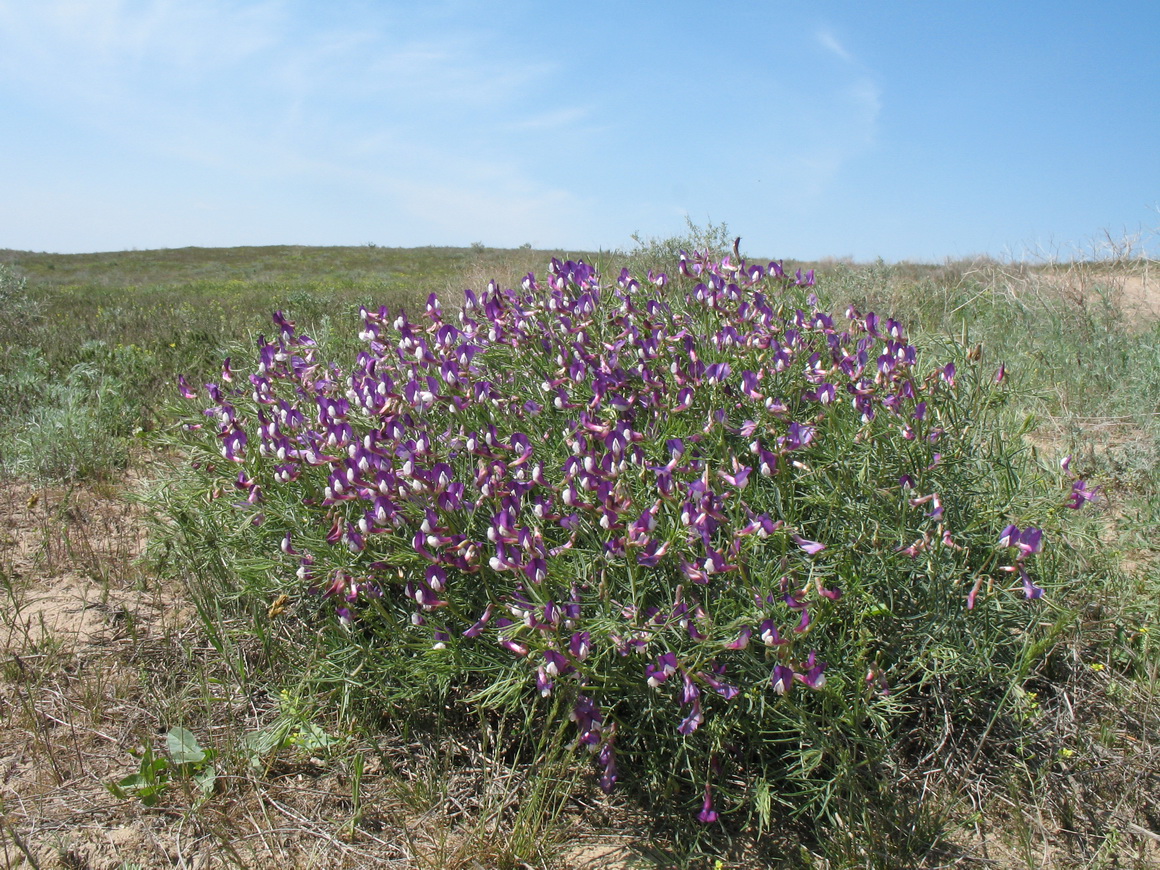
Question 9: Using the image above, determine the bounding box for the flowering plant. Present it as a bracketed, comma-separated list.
[169, 246, 1085, 825]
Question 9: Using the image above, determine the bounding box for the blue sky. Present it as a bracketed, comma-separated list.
[2, 1, 1158, 261]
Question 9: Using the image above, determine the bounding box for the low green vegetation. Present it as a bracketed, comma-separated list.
[107, 727, 217, 808]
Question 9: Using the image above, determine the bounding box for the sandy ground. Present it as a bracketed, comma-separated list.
[1121, 274, 1160, 323]
[0, 479, 198, 869]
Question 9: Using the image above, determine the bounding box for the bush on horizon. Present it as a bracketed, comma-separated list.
[157, 243, 1093, 831]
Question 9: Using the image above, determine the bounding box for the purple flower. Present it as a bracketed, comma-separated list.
[759, 619, 787, 647]
[724, 626, 751, 650]
[927, 493, 944, 520]
[1020, 567, 1045, 600]
[701, 546, 736, 576]
[771, 665, 794, 695]
[498, 638, 528, 657]
[781, 421, 815, 451]
[523, 557, 548, 584]
[220, 426, 247, 463]
[646, 652, 678, 688]
[680, 559, 709, 585]
[700, 669, 738, 699]
[897, 536, 925, 559]
[756, 447, 778, 477]
[425, 565, 447, 592]
[792, 534, 826, 556]
[1004, 526, 1043, 560]
[543, 648, 572, 677]
[677, 699, 703, 735]
[738, 512, 782, 537]
[628, 500, 660, 543]
[536, 667, 553, 697]
[411, 582, 445, 610]
[679, 672, 700, 706]
[794, 608, 811, 633]
[598, 740, 618, 793]
[718, 461, 751, 490]
[818, 583, 842, 601]
[697, 783, 719, 823]
[462, 605, 494, 638]
[571, 694, 603, 748]
[740, 370, 763, 400]
[705, 362, 731, 385]
[636, 538, 670, 566]
[1065, 479, 1099, 509]
[809, 383, 836, 405]
[796, 652, 827, 689]
[177, 375, 197, 399]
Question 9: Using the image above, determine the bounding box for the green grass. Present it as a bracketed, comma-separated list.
[3, 242, 553, 289]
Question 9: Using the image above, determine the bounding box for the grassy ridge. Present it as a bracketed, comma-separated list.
[3, 243, 547, 288]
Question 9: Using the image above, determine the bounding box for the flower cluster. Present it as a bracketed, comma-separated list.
[179, 247, 1076, 821]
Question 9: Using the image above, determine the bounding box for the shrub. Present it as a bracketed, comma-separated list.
[0, 341, 151, 481]
[0, 263, 41, 332]
[160, 247, 1089, 830]
[627, 216, 734, 272]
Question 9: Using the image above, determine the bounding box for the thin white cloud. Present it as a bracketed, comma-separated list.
[390, 176, 587, 247]
[0, 0, 604, 250]
[361, 39, 555, 109]
[0, 0, 283, 83]
[816, 29, 853, 63]
[0, 1, 562, 126]
[508, 106, 591, 131]
[777, 31, 881, 196]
